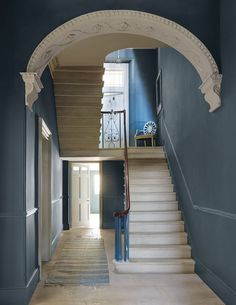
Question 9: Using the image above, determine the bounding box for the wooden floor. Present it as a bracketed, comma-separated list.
[30, 228, 225, 305]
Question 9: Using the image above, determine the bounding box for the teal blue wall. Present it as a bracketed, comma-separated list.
[101, 161, 124, 229]
[0, 67, 62, 305]
[106, 49, 158, 145]
[159, 40, 235, 304]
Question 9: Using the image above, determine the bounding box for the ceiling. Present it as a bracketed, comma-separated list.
[53, 33, 167, 67]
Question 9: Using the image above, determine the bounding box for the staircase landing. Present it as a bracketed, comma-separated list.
[61, 147, 165, 160]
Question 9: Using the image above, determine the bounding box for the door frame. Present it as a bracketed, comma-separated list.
[37, 118, 52, 277]
[69, 162, 102, 228]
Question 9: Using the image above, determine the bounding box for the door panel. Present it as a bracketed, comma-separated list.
[71, 164, 90, 227]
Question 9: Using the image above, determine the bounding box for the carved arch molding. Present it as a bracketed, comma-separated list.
[21, 10, 222, 112]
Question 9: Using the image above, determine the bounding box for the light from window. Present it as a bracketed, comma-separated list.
[94, 174, 100, 195]
[103, 70, 123, 87]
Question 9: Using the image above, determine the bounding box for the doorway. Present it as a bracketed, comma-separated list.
[70, 162, 100, 228]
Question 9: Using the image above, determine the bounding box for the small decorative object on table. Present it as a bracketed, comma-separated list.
[134, 121, 157, 147]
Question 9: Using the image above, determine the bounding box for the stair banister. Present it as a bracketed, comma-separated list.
[110, 110, 130, 261]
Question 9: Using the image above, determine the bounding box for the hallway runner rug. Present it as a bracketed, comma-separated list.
[45, 236, 109, 286]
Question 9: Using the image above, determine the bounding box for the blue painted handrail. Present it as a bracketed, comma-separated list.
[112, 110, 130, 262]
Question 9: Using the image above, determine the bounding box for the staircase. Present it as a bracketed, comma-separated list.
[114, 148, 195, 273]
[53, 66, 104, 157]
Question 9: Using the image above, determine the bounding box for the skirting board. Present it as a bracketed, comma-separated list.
[195, 258, 236, 305]
[0, 268, 39, 305]
[51, 226, 62, 255]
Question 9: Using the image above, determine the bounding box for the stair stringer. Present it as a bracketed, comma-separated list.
[114, 149, 195, 274]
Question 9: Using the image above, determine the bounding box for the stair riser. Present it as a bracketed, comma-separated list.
[130, 185, 173, 192]
[128, 153, 165, 159]
[114, 262, 195, 274]
[131, 203, 178, 211]
[130, 223, 184, 233]
[130, 212, 181, 222]
[129, 165, 168, 171]
[131, 193, 176, 201]
[130, 248, 191, 259]
[128, 148, 164, 154]
[129, 171, 170, 178]
[129, 178, 172, 185]
[129, 235, 187, 245]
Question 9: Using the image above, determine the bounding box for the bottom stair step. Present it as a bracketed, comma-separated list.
[113, 258, 195, 274]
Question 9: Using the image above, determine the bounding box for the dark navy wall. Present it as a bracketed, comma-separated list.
[0, 66, 62, 305]
[159, 44, 236, 303]
[25, 67, 62, 303]
[106, 49, 158, 145]
[12, 0, 220, 70]
[34, 68, 63, 254]
[219, 2, 236, 301]
[101, 161, 124, 229]
[0, 0, 220, 304]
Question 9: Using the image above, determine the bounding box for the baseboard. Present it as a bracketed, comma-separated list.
[51, 226, 62, 255]
[195, 258, 236, 305]
[26, 268, 40, 304]
[0, 268, 39, 305]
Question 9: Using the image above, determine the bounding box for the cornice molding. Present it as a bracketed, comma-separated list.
[20, 72, 43, 110]
[25, 10, 221, 111]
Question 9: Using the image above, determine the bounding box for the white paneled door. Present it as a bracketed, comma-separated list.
[71, 164, 90, 227]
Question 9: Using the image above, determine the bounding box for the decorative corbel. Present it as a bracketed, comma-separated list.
[199, 73, 222, 112]
[20, 72, 43, 110]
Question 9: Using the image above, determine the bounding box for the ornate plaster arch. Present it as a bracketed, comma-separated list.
[21, 10, 222, 112]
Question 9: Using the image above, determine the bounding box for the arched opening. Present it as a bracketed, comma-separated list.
[22, 10, 224, 300]
[21, 10, 222, 112]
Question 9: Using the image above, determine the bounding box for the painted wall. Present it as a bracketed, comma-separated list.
[106, 49, 158, 145]
[34, 68, 63, 255]
[0, 0, 220, 304]
[101, 161, 124, 229]
[159, 44, 236, 303]
[0, 67, 62, 305]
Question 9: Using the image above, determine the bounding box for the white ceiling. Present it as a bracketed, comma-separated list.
[55, 33, 166, 66]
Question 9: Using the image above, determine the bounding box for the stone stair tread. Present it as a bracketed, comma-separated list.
[130, 244, 190, 249]
[130, 210, 180, 213]
[130, 220, 184, 224]
[131, 201, 178, 204]
[130, 232, 187, 237]
[132, 191, 175, 194]
[129, 258, 194, 264]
